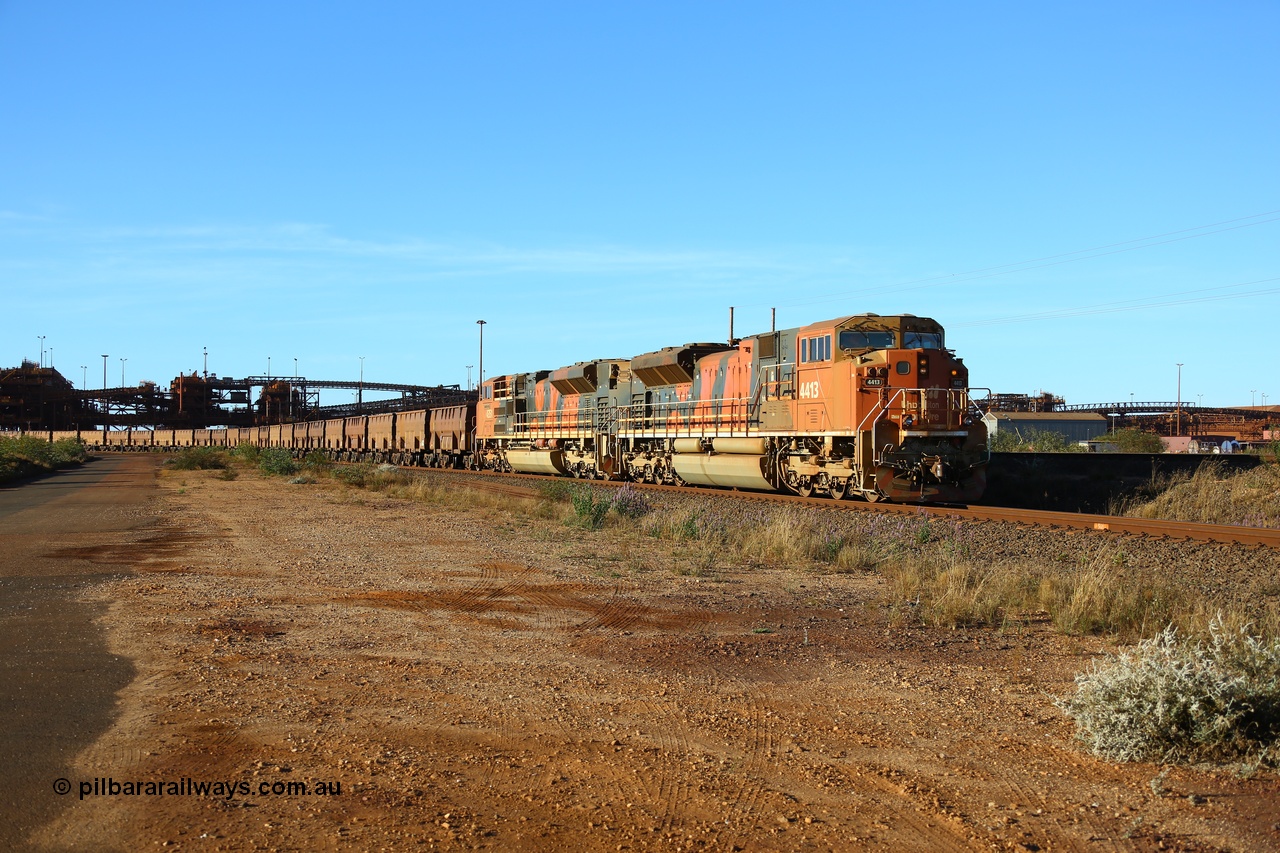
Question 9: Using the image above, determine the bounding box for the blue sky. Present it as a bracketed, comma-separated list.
[3, 2, 1277, 408]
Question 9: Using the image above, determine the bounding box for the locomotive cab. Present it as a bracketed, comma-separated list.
[765, 314, 987, 502]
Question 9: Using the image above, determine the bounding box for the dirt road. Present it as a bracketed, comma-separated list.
[7, 461, 1280, 850]
[0, 456, 159, 850]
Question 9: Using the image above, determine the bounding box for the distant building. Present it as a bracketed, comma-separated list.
[0, 361, 84, 430]
[982, 411, 1109, 445]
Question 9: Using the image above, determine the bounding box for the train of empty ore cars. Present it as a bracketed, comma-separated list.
[64, 314, 990, 503]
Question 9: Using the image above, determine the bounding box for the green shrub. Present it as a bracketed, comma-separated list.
[989, 427, 1078, 453]
[257, 447, 299, 476]
[167, 447, 229, 471]
[303, 451, 332, 470]
[333, 463, 374, 486]
[0, 435, 56, 466]
[1099, 428, 1166, 453]
[0, 435, 88, 482]
[1059, 620, 1280, 765]
[570, 486, 612, 529]
[232, 442, 261, 462]
[538, 480, 574, 502]
[49, 438, 88, 465]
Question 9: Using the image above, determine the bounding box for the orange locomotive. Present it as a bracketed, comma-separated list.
[476, 313, 988, 503]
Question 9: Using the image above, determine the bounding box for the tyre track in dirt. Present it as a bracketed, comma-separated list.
[27, 463, 1280, 852]
[707, 679, 779, 844]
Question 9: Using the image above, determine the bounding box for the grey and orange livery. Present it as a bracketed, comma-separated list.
[74, 313, 987, 504]
[477, 314, 987, 503]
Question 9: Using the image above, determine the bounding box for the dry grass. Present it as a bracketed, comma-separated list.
[885, 548, 1026, 629]
[240, 463, 1277, 640]
[638, 503, 889, 574]
[1037, 555, 1184, 637]
[884, 544, 1280, 640]
[1119, 461, 1280, 528]
[368, 469, 572, 522]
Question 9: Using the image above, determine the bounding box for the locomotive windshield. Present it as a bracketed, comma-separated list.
[903, 331, 943, 349]
[838, 330, 896, 350]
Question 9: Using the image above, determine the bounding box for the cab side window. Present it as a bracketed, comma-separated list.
[799, 335, 832, 363]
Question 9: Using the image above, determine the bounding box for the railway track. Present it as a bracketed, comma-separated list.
[88, 448, 1279, 548]
[423, 466, 1280, 549]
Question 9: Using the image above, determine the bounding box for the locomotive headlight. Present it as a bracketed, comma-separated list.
[903, 414, 915, 428]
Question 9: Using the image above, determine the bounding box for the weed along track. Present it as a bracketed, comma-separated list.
[387, 463, 1280, 549]
[26, 453, 1280, 851]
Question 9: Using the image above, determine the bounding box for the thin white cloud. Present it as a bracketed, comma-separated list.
[2, 219, 884, 292]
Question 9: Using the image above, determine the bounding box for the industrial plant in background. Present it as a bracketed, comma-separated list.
[2, 359, 1274, 447]
[0, 361, 469, 433]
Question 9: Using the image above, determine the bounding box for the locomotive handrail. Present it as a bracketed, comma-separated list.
[856, 389, 896, 435]
[759, 362, 796, 401]
[495, 397, 761, 441]
[749, 381, 767, 420]
[855, 387, 980, 435]
[616, 397, 756, 438]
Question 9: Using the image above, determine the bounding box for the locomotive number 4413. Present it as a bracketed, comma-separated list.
[799, 380, 822, 399]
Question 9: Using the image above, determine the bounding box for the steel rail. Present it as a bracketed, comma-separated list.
[416, 466, 1280, 549]
[86, 447, 1280, 548]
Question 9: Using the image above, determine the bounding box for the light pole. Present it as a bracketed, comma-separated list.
[120, 357, 127, 387]
[101, 355, 109, 423]
[293, 357, 298, 380]
[203, 346, 208, 379]
[48, 347, 53, 370]
[1252, 389, 1257, 407]
[267, 356, 271, 379]
[466, 365, 473, 390]
[38, 335, 45, 368]
[476, 320, 487, 392]
[81, 365, 87, 390]
[1176, 363, 1183, 436]
[358, 356, 364, 411]
[1197, 394, 1203, 408]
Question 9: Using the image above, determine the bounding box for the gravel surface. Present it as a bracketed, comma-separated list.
[27, 462, 1280, 851]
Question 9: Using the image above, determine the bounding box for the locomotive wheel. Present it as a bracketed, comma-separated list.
[828, 479, 848, 500]
[797, 479, 813, 498]
[862, 489, 882, 503]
